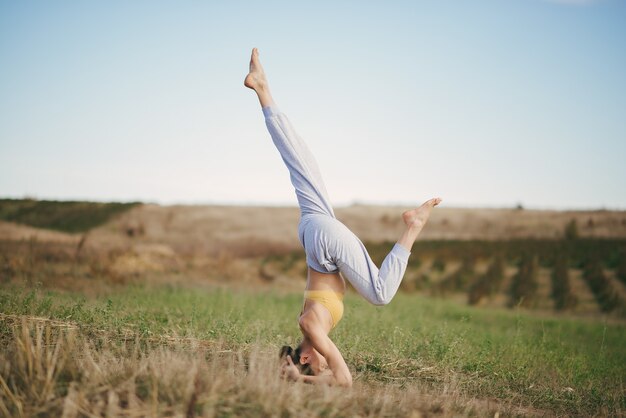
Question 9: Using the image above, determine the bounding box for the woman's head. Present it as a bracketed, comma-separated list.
[279, 339, 328, 375]
[279, 343, 313, 375]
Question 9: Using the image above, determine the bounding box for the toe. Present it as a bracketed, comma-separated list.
[428, 197, 441, 206]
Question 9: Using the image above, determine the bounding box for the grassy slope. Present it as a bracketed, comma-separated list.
[0, 199, 140, 233]
[1, 285, 623, 416]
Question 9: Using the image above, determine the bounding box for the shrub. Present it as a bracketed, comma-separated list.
[508, 254, 538, 308]
[582, 258, 620, 312]
[616, 248, 626, 286]
[564, 219, 579, 241]
[468, 256, 505, 305]
[431, 257, 446, 273]
[551, 255, 577, 310]
[436, 256, 475, 295]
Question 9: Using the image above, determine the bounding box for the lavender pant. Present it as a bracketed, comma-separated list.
[263, 105, 410, 305]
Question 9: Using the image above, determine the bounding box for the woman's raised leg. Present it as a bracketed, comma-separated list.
[244, 48, 335, 218]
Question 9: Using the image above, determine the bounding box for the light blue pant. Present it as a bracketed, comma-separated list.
[263, 105, 411, 305]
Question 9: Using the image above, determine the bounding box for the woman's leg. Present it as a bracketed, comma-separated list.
[244, 48, 442, 299]
[346, 198, 441, 305]
[332, 197, 441, 305]
[245, 48, 335, 218]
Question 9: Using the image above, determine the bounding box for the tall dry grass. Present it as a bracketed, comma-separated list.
[0, 317, 536, 417]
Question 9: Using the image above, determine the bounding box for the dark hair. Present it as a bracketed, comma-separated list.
[279, 344, 314, 376]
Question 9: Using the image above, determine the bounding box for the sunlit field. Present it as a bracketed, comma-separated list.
[1, 200, 625, 416]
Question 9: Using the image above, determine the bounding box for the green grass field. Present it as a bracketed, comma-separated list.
[1, 284, 623, 416]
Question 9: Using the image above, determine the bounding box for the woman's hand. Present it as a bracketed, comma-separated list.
[281, 356, 343, 386]
[280, 356, 301, 382]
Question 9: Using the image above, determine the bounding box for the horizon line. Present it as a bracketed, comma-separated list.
[1, 195, 624, 212]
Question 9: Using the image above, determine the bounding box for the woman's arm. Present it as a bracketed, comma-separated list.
[304, 325, 353, 387]
[299, 371, 338, 385]
[281, 357, 347, 386]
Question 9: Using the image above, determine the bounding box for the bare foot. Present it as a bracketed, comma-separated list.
[244, 48, 268, 92]
[402, 198, 442, 231]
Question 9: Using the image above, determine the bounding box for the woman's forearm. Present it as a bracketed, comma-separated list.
[299, 372, 351, 387]
[299, 373, 335, 385]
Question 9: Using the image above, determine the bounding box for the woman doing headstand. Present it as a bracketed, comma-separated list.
[244, 48, 441, 387]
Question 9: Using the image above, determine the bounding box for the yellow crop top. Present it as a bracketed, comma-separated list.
[302, 290, 344, 329]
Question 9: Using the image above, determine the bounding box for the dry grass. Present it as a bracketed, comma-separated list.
[0, 317, 546, 418]
[1, 280, 624, 416]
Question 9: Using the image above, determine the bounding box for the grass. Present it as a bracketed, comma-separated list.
[0, 198, 140, 233]
[1, 200, 624, 415]
[1, 284, 624, 417]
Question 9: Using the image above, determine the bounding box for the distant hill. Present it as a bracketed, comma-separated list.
[0, 198, 140, 233]
[87, 203, 626, 256]
[1, 200, 625, 255]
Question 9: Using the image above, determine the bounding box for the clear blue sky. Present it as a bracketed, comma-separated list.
[1, 0, 625, 209]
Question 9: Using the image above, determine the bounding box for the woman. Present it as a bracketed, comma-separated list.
[244, 48, 441, 387]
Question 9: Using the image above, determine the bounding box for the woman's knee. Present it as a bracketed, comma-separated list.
[370, 291, 392, 306]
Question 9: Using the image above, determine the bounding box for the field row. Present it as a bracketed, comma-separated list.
[262, 238, 626, 316]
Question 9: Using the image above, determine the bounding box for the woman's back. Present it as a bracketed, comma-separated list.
[305, 268, 345, 294]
